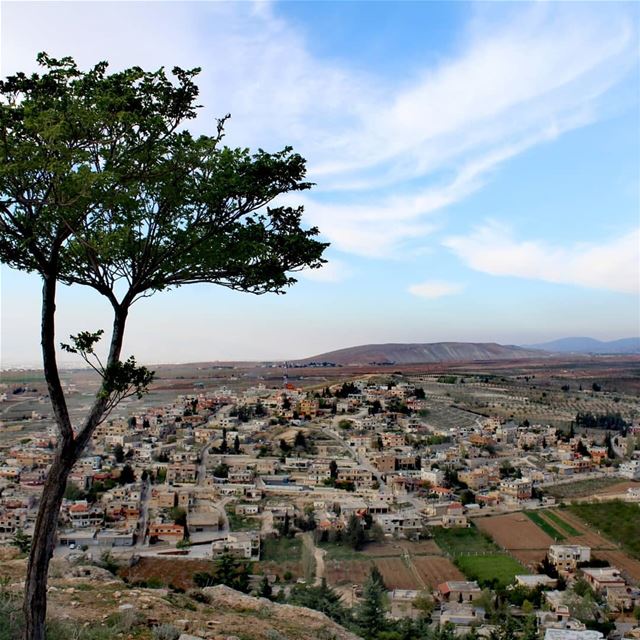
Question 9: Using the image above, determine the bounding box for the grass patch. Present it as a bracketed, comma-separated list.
[455, 554, 528, 588]
[261, 536, 302, 563]
[431, 525, 499, 556]
[543, 510, 582, 536]
[569, 501, 640, 559]
[318, 541, 367, 560]
[524, 511, 565, 541]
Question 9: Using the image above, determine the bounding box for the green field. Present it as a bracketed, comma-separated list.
[431, 525, 499, 556]
[524, 511, 565, 541]
[569, 501, 640, 559]
[455, 554, 528, 588]
[543, 510, 581, 536]
[318, 541, 366, 560]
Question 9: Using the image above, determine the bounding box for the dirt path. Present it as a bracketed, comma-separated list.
[396, 545, 426, 590]
[314, 545, 326, 585]
[302, 533, 326, 585]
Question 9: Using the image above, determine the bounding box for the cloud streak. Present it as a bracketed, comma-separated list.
[2, 2, 637, 271]
[408, 281, 465, 299]
[444, 222, 640, 294]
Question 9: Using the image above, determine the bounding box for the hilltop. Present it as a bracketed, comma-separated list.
[525, 336, 640, 354]
[296, 341, 546, 366]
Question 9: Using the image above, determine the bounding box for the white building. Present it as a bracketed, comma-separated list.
[548, 545, 591, 571]
[619, 460, 640, 480]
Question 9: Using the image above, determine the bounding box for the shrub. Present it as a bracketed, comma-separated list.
[152, 623, 180, 640]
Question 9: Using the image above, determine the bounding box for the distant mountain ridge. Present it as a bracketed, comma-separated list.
[297, 341, 546, 365]
[525, 337, 640, 354]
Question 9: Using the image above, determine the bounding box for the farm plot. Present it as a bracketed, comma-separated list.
[374, 557, 422, 590]
[542, 510, 581, 536]
[551, 509, 617, 549]
[510, 549, 547, 570]
[325, 559, 373, 587]
[569, 501, 640, 559]
[431, 525, 498, 555]
[455, 555, 528, 589]
[474, 513, 554, 550]
[399, 540, 442, 555]
[361, 542, 403, 557]
[412, 556, 464, 587]
[524, 511, 565, 541]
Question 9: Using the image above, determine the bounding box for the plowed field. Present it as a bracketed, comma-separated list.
[374, 557, 421, 590]
[412, 555, 464, 587]
[474, 513, 553, 549]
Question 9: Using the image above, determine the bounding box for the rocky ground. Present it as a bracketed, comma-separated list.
[0, 548, 361, 640]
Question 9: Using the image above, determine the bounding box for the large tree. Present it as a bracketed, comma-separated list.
[0, 54, 327, 640]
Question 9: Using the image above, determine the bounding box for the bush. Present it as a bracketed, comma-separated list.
[152, 623, 180, 640]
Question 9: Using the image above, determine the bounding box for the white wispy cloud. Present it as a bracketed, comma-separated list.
[444, 222, 640, 294]
[2, 2, 637, 263]
[408, 281, 465, 299]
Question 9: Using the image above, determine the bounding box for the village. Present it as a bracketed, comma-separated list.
[1, 371, 639, 640]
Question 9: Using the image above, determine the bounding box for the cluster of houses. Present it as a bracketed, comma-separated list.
[387, 542, 639, 639]
[1, 374, 639, 636]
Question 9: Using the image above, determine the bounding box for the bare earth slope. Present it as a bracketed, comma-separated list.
[1, 553, 361, 640]
[298, 341, 546, 365]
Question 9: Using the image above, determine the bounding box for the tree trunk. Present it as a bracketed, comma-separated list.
[22, 273, 128, 640]
[22, 444, 77, 640]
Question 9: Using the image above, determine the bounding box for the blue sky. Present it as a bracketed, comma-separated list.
[1, 1, 639, 365]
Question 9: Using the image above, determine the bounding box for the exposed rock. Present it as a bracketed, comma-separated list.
[69, 565, 117, 581]
[201, 585, 362, 640]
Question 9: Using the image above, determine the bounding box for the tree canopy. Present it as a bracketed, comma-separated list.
[1, 53, 327, 640]
[0, 54, 326, 298]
